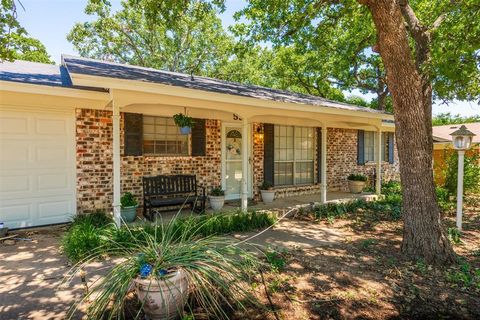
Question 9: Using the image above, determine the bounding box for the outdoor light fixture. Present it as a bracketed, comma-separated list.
[450, 125, 476, 230]
[254, 126, 264, 140]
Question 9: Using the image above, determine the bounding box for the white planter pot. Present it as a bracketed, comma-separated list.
[133, 269, 189, 320]
[260, 190, 275, 204]
[348, 180, 365, 194]
[209, 195, 225, 211]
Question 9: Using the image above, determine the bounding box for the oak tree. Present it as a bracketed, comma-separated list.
[238, 0, 480, 264]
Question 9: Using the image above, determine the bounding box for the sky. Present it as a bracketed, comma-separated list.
[15, 0, 480, 117]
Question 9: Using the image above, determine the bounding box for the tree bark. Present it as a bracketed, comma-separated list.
[359, 0, 455, 264]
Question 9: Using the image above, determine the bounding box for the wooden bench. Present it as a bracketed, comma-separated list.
[142, 175, 206, 220]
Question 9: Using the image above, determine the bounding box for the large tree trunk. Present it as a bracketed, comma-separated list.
[359, 0, 455, 264]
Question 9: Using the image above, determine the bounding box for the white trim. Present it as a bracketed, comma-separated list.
[321, 126, 328, 204]
[111, 98, 121, 227]
[376, 129, 382, 195]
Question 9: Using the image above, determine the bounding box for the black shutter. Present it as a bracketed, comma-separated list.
[263, 123, 275, 186]
[388, 132, 395, 164]
[191, 118, 206, 156]
[124, 113, 143, 156]
[357, 130, 365, 165]
[317, 127, 322, 183]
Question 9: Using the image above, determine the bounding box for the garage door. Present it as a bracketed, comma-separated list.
[0, 107, 76, 229]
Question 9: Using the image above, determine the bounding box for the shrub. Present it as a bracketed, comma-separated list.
[62, 210, 276, 262]
[260, 181, 273, 190]
[62, 211, 114, 262]
[381, 180, 402, 195]
[210, 186, 225, 196]
[444, 150, 480, 195]
[347, 173, 367, 182]
[120, 192, 138, 208]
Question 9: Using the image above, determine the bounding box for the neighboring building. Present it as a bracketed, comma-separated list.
[433, 122, 480, 185]
[0, 57, 399, 229]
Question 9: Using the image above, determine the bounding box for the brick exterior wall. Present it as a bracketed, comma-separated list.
[76, 108, 399, 213]
[76, 109, 221, 214]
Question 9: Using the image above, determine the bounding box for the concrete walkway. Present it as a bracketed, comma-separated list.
[0, 218, 342, 320]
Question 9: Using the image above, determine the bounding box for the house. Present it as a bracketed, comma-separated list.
[0, 56, 399, 229]
[432, 122, 480, 185]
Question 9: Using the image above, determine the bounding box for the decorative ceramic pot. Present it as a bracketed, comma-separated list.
[179, 126, 191, 135]
[347, 180, 365, 194]
[120, 205, 137, 222]
[260, 190, 275, 204]
[209, 196, 225, 211]
[133, 269, 189, 320]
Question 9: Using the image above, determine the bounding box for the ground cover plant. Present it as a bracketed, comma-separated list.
[62, 210, 276, 263]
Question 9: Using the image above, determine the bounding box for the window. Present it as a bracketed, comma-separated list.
[364, 131, 389, 162]
[142, 116, 189, 155]
[274, 125, 315, 186]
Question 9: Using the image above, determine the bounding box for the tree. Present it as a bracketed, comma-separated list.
[0, 0, 52, 63]
[238, 0, 480, 264]
[433, 112, 480, 126]
[68, 0, 233, 76]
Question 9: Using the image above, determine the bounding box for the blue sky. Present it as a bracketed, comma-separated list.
[16, 0, 479, 117]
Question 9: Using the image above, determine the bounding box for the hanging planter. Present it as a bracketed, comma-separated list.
[173, 113, 195, 135]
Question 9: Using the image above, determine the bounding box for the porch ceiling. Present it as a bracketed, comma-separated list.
[113, 90, 394, 132]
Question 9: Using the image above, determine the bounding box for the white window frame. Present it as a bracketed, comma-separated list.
[142, 115, 191, 156]
[274, 125, 315, 186]
[364, 131, 388, 163]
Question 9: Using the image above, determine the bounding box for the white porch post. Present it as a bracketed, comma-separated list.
[321, 126, 328, 204]
[376, 128, 382, 195]
[241, 118, 249, 211]
[112, 100, 121, 227]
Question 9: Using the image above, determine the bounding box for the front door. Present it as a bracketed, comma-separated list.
[222, 124, 244, 200]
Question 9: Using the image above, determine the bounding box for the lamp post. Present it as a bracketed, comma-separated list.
[450, 125, 476, 230]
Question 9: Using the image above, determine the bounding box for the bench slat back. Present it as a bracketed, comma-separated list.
[143, 175, 197, 196]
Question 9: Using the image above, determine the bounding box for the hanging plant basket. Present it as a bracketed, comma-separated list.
[173, 113, 195, 135]
[179, 126, 192, 135]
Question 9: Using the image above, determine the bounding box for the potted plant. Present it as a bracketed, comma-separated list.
[67, 217, 260, 320]
[120, 192, 138, 222]
[173, 113, 195, 135]
[347, 173, 367, 193]
[260, 181, 275, 204]
[209, 186, 225, 211]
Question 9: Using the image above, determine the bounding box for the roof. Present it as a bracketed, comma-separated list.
[0, 60, 106, 92]
[61, 55, 389, 115]
[433, 122, 480, 143]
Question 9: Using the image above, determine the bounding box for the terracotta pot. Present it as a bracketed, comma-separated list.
[260, 190, 275, 203]
[209, 195, 225, 211]
[348, 180, 365, 194]
[133, 269, 189, 320]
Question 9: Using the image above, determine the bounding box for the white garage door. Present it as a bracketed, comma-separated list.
[0, 107, 76, 229]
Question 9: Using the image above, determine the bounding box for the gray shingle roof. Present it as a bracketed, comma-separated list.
[62, 55, 389, 115]
[0, 60, 106, 92]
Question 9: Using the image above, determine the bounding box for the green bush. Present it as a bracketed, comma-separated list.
[444, 151, 480, 195]
[62, 211, 114, 262]
[62, 210, 276, 262]
[347, 173, 367, 181]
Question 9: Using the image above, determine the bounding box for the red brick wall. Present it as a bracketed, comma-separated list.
[76, 109, 400, 213]
[76, 109, 221, 213]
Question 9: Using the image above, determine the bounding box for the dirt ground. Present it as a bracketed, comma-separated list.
[234, 195, 480, 320]
[0, 195, 479, 320]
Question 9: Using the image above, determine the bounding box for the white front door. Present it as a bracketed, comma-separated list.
[222, 124, 245, 200]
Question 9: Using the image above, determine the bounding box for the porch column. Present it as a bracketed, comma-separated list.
[376, 128, 382, 195]
[321, 126, 328, 204]
[112, 100, 121, 227]
[241, 118, 249, 211]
